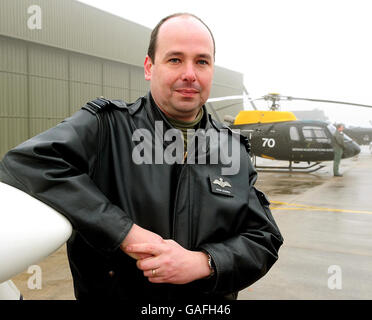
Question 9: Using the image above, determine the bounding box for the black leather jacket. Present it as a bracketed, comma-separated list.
[0, 92, 283, 300]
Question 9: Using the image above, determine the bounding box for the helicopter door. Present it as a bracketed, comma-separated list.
[289, 125, 303, 161]
[293, 125, 333, 161]
[255, 123, 289, 160]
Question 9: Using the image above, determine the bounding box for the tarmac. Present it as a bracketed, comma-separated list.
[11, 147, 372, 300]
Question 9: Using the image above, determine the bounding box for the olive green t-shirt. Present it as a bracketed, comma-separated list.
[166, 108, 204, 152]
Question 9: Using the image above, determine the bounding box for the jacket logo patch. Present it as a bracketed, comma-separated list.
[213, 177, 232, 188]
[209, 176, 233, 197]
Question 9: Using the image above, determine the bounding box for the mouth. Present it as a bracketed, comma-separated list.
[175, 88, 200, 98]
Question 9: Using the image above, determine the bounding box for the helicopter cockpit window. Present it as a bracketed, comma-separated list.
[302, 126, 331, 143]
[327, 124, 336, 135]
[327, 124, 352, 142]
[343, 133, 353, 142]
[289, 126, 300, 141]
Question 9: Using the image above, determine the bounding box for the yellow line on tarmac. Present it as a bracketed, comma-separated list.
[270, 200, 372, 215]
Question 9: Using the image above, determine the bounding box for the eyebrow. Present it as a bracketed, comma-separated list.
[164, 51, 212, 61]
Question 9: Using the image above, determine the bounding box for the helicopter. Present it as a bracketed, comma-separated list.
[208, 93, 371, 172]
[343, 123, 372, 146]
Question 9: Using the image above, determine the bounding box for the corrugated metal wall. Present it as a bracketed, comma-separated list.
[0, 0, 244, 158]
[0, 35, 151, 158]
[0, 0, 150, 67]
[0, 36, 28, 158]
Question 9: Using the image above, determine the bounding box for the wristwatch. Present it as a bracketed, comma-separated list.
[205, 252, 215, 278]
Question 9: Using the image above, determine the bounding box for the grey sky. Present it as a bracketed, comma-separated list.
[78, 0, 372, 127]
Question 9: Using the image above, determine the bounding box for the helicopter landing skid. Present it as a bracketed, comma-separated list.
[255, 161, 325, 173]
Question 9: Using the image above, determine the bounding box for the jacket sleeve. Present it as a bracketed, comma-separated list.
[0, 108, 133, 255]
[334, 132, 345, 149]
[199, 159, 284, 295]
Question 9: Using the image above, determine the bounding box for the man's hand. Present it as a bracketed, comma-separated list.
[125, 240, 211, 284]
[120, 224, 164, 260]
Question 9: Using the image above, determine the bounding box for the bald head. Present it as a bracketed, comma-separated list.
[147, 13, 216, 64]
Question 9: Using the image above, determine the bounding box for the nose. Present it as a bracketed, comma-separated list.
[181, 62, 196, 82]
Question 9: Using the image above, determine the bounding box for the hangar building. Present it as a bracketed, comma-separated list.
[0, 0, 244, 158]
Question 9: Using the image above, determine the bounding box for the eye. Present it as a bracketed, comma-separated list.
[169, 58, 181, 64]
[197, 59, 209, 65]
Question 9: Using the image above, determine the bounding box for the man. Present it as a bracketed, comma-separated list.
[0, 13, 283, 300]
[333, 123, 345, 177]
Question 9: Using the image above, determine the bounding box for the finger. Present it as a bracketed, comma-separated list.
[136, 255, 161, 271]
[126, 252, 152, 260]
[143, 268, 161, 278]
[136, 253, 153, 259]
[125, 243, 163, 256]
[148, 276, 169, 283]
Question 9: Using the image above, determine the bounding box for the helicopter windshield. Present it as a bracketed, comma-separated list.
[343, 133, 353, 142]
[327, 124, 353, 142]
[327, 124, 336, 135]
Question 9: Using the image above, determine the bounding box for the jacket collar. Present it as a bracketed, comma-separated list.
[144, 91, 213, 131]
[142, 92, 215, 156]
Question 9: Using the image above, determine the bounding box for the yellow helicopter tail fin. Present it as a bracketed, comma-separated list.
[234, 110, 297, 125]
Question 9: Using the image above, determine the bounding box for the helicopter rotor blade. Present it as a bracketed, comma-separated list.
[281, 96, 372, 109]
[243, 85, 257, 110]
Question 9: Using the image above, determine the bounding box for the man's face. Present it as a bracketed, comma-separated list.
[144, 16, 214, 121]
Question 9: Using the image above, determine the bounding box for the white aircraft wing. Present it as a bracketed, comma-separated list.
[0, 280, 21, 300]
[0, 182, 72, 285]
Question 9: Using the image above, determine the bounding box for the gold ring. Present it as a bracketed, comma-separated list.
[152, 269, 156, 276]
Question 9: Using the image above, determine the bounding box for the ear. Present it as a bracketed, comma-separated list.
[144, 55, 153, 81]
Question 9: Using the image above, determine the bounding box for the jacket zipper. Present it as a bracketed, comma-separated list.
[171, 151, 187, 239]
